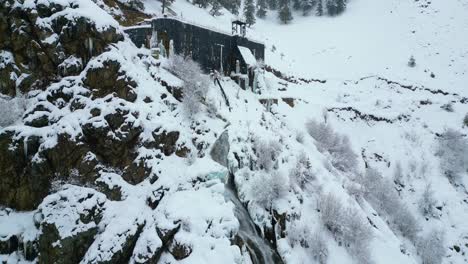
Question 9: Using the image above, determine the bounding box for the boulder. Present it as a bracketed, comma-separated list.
[84, 59, 137, 102]
[210, 130, 229, 167]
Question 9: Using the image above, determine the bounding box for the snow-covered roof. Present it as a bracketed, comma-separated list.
[238, 46, 257, 66]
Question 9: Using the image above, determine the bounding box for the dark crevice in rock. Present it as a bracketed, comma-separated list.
[328, 106, 410, 124]
[354, 75, 468, 103]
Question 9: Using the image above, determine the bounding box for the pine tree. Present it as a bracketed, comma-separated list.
[268, 0, 278, 10]
[257, 0, 268, 18]
[292, 0, 302, 10]
[301, 0, 315, 16]
[278, 0, 293, 24]
[210, 1, 222, 16]
[244, 0, 256, 26]
[193, 0, 210, 8]
[316, 0, 323, 16]
[326, 0, 346, 16]
[218, 0, 241, 15]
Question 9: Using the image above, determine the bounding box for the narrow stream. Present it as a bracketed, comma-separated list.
[224, 174, 283, 264]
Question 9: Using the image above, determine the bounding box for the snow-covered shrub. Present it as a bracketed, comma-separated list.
[319, 193, 344, 237]
[253, 137, 282, 171]
[440, 102, 454, 112]
[463, 113, 468, 127]
[330, 135, 358, 172]
[0, 96, 28, 127]
[289, 152, 315, 188]
[319, 193, 373, 263]
[249, 170, 289, 208]
[419, 184, 438, 219]
[295, 131, 305, 144]
[306, 119, 333, 150]
[408, 55, 416, 67]
[358, 168, 420, 242]
[164, 55, 209, 117]
[393, 205, 420, 242]
[342, 208, 373, 264]
[436, 128, 468, 184]
[393, 161, 404, 186]
[306, 119, 358, 172]
[288, 222, 312, 248]
[417, 229, 446, 264]
[309, 230, 328, 264]
[289, 225, 328, 264]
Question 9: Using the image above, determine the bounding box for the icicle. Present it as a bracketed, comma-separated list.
[150, 29, 158, 49]
[159, 40, 166, 58]
[87, 37, 94, 56]
[169, 39, 174, 58]
[253, 69, 258, 94]
[23, 136, 28, 159]
[236, 60, 240, 74]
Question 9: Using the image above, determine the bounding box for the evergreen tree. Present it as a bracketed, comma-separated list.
[326, 0, 346, 16]
[278, 0, 293, 24]
[292, 0, 302, 10]
[244, 0, 256, 26]
[301, 0, 315, 16]
[257, 0, 268, 18]
[210, 1, 222, 16]
[268, 0, 278, 10]
[193, 0, 210, 8]
[218, 0, 241, 15]
[316, 0, 323, 16]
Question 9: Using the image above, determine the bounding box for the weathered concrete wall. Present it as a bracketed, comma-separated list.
[124, 25, 152, 48]
[124, 18, 265, 75]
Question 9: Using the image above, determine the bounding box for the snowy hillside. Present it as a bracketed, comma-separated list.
[1, 0, 467, 263]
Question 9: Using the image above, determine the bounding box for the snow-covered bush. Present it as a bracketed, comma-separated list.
[419, 184, 438, 219]
[463, 113, 468, 127]
[393, 161, 404, 186]
[253, 137, 282, 171]
[289, 152, 315, 188]
[393, 205, 420, 242]
[295, 131, 305, 144]
[306, 119, 358, 172]
[289, 224, 328, 264]
[0, 96, 27, 127]
[164, 55, 209, 117]
[319, 193, 344, 237]
[358, 168, 420, 242]
[408, 55, 416, 67]
[309, 230, 328, 264]
[249, 170, 289, 208]
[436, 128, 468, 184]
[319, 193, 373, 263]
[342, 208, 373, 264]
[440, 102, 454, 112]
[417, 229, 446, 264]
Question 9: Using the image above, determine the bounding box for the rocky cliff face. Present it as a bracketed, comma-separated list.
[0, 0, 242, 263]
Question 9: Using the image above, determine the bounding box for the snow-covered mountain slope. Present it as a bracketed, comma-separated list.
[1, 0, 467, 263]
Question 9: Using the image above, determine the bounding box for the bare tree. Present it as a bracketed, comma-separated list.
[306, 119, 358, 172]
[253, 137, 282, 171]
[419, 184, 438, 219]
[417, 229, 446, 264]
[436, 128, 468, 184]
[290, 152, 315, 188]
[164, 55, 209, 117]
[249, 170, 289, 208]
